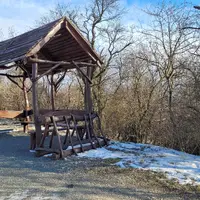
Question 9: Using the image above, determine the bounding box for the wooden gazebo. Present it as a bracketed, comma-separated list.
[0, 17, 108, 158]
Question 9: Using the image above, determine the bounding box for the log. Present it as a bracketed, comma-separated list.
[32, 62, 42, 147]
[35, 138, 108, 158]
[35, 147, 60, 157]
[36, 63, 62, 81]
[84, 66, 93, 112]
[72, 61, 92, 84]
[28, 57, 97, 67]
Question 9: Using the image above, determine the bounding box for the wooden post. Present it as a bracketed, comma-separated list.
[84, 66, 93, 113]
[51, 73, 55, 111]
[22, 74, 30, 133]
[32, 62, 42, 147]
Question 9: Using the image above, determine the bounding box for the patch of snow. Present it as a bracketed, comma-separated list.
[0, 191, 60, 200]
[78, 141, 200, 185]
[29, 150, 36, 153]
[65, 138, 104, 150]
[0, 190, 29, 200]
[43, 153, 53, 157]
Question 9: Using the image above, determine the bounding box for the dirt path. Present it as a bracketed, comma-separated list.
[0, 131, 199, 200]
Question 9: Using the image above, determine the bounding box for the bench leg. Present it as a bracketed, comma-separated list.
[30, 132, 36, 150]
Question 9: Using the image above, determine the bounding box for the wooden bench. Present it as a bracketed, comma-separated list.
[0, 110, 33, 133]
[29, 110, 108, 157]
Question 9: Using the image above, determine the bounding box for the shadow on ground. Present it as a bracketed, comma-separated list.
[0, 132, 199, 200]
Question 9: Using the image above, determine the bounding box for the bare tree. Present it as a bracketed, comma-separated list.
[137, 2, 199, 131]
[37, 0, 133, 116]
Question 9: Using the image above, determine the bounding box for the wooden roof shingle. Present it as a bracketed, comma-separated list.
[0, 18, 61, 66]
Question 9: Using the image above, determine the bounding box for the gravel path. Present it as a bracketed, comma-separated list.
[0, 131, 199, 200]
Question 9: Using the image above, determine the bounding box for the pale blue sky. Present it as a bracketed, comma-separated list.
[0, 0, 199, 38]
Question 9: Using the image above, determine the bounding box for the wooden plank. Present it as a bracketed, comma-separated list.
[65, 19, 103, 64]
[26, 18, 65, 57]
[53, 50, 88, 60]
[0, 110, 23, 118]
[41, 109, 86, 117]
[48, 40, 86, 53]
[63, 139, 106, 157]
[35, 138, 107, 158]
[0, 18, 62, 68]
[29, 57, 97, 67]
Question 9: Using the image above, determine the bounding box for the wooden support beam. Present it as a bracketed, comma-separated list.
[84, 66, 93, 112]
[51, 73, 55, 111]
[28, 57, 97, 67]
[35, 63, 61, 81]
[29, 57, 70, 65]
[26, 19, 65, 57]
[32, 62, 42, 147]
[72, 61, 92, 84]
[22, 74, 30, 133]
[35, 138, 107, 158]
[65, 19, 103, 64]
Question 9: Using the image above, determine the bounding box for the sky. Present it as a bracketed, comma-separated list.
[0, 0, 199, 39]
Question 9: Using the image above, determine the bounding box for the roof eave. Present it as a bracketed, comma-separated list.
[25, 17, 65, 58]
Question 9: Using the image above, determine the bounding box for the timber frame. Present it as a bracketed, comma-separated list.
[0, 17, 109, 158]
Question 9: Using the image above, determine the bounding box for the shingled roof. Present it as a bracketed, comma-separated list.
[0, 19, 61, 66]
[0, 17, 102, 74]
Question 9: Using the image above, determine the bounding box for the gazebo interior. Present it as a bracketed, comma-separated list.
[0, 17, 109, 159]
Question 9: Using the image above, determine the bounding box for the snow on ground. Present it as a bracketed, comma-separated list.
[0, 190, 60, 200]
[78, 141, 200, 185]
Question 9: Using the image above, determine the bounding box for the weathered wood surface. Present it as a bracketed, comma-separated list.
[32, 110, 109, 158]
[35, 138, 107, 158]
[50, 73, 55, 111]
[65, 19, 102, 64]
[84, 66, 93, 112]
[29, 57, 97, 67]
[39, 109, 87, 123]
[36, 63, 62, 81]
[26, 18, 65, 57]
[32, 62, 42, 146]
[0, 110, 24, 119]
[72, 61, 92, 84]
[0, 17, 102, 75]
[0, 18, 61, 66]
[0, 109, 87, 121]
